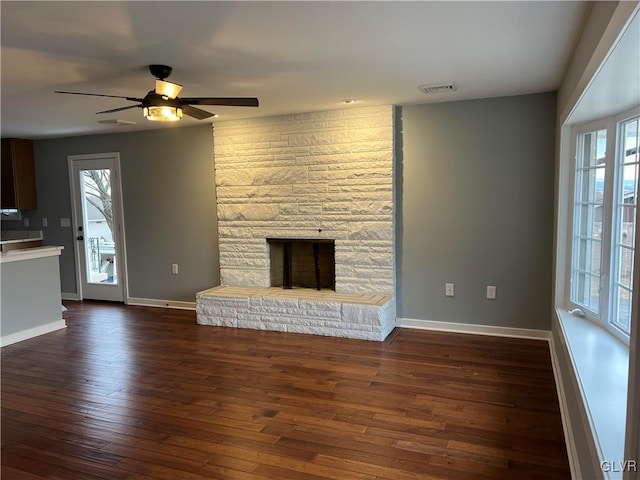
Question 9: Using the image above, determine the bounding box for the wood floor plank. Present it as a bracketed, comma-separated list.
[1, 300, 570, 479]
[0, 466, 50, 480]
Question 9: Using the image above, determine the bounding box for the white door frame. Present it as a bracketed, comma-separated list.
[68, 152, 129, 303]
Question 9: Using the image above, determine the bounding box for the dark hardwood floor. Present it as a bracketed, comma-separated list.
[1, 301, 570, 479]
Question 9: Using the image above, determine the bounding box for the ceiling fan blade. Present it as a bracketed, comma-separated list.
[54, 91, 144, 102]
[180, 97, 259, 107]
[155, 80, 183, 99]
[96, 105, 141, 114]
[182, 105, 215, 120]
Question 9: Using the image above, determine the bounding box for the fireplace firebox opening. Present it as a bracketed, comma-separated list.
[267, 238, 335, 290]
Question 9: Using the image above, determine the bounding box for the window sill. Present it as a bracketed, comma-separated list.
[556, 308, 629, 478]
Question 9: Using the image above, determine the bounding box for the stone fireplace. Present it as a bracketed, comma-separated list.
[197, 106, 396, 341]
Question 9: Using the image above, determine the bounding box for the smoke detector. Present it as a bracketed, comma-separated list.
[418, 82, 458, 94]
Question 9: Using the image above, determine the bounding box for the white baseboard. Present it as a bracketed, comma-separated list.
[126, 297, 196, 310]
[397, 317, 551, 341]
[549, 333, 582, 480]
[61, 292, 80, 301]
[1, 320, 67, 347]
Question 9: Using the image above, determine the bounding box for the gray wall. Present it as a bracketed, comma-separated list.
[398, 93, 556, 329]
[26, 124, 219, 302]
[11, 94, 556, 319]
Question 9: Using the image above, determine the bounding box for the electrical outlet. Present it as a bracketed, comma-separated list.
[445, 283, 455, 297]
[172, 263, 179, 275]
[487, 285, 497, 300]
[23, 218, 29, 227]
[42, 217, 48, 227]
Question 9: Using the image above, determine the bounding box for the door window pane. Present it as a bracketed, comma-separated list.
[81, 169, 118, 285]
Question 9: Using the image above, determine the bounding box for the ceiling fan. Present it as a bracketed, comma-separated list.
[54, 64, 259, 122]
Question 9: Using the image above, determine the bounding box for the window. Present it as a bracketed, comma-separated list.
[572, 128, 606, 313]
[569, 111, 639, 341]
[612, 117, 639, 333]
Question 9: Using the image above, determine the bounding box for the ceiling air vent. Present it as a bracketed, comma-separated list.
[418, 82, 458, 95]
[97, 119, 137, 126]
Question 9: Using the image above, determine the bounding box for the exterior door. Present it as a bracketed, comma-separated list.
[69, 153, 127, 302]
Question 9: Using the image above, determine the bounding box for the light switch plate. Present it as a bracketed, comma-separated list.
[60, 218, 71, 227]
[487, 285, 497, 300]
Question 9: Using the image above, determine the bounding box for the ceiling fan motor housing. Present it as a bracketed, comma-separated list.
[149, 64, 173, 80]
[143, 91, 181, 108]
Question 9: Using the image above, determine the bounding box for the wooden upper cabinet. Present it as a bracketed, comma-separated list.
[1, 138, 37, 210]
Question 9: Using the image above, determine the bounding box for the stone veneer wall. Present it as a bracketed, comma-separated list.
[213, 106, 394, 295]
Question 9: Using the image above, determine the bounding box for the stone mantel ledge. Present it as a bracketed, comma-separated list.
[0, 246, 64, 264]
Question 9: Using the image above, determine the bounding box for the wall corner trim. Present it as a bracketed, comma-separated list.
[1, 320, 67, 347]
[61, 292, 80, 301]
[126, 297, 196, 311]
[396, 317, 551, 341]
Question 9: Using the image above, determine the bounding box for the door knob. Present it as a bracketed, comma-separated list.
[76, 235, 84, 241]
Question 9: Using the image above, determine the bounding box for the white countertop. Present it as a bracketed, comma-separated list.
[0, 246, 63, 264]
[0, 237, 43, 245]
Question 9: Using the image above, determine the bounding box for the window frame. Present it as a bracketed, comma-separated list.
[611, 115, 639, 335]
[566, 107, 640, 345]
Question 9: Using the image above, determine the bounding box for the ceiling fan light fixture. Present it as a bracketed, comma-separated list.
[143, 105, 183, 122]
[55, 65, 258, 123]
[155, 79, 183, 99]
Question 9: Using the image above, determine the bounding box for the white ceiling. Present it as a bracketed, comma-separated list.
[1, 1, 589, 139]
[568, 8, 640, 124]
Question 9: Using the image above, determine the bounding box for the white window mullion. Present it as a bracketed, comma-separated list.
[610, 116, 639, 335]
[600, 120, 618, 324]
[571, 126, 608, 318]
